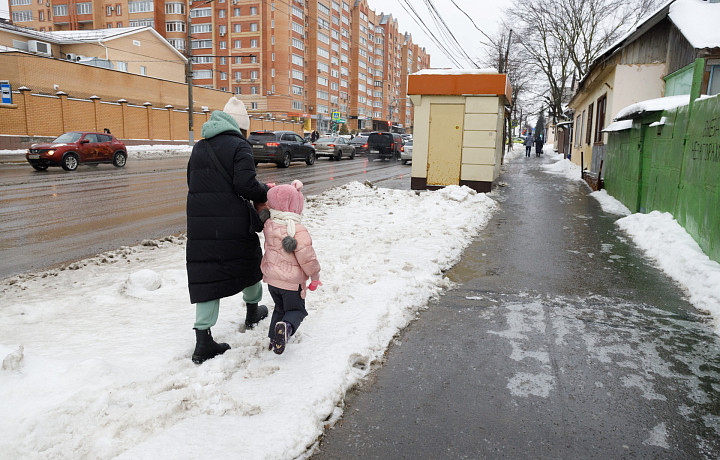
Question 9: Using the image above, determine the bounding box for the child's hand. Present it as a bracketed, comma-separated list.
[308, 280, 322, 291]
[266, 183, 276, 189]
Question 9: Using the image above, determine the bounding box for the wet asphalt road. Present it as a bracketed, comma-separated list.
[0, 154, 410, 280]
[312, 150, 720, 459]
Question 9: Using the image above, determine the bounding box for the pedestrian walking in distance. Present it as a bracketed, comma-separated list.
[524, 133, 534, 157]
[261, 180, 321, 355]
[186, 95, 272, 364]
[535, 134, 544, 157]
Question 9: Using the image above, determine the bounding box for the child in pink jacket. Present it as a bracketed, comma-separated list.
[261, 180, 321, 354]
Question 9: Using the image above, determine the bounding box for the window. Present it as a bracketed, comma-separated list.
[317, 47, 329, 59]
[218, 9, 225, 18]
[251, 102, 258, 109]
[106, 5, 113, 16]
[52, 4, 67, 16]
[318, 76, 328, 86]
[292, 54, 303, 67]
[234, 39, 242, 48]
[192, 39, 213, 49]
[250, 39, 258, 47]
[165, 2, 184, 14]
[250, 70, 258, 79]
[191, 23, 211, 33]
[251, 86, 258, 94]
[117, 61, 128, 72]
[594, 94, 607, 144]
[318, 32, 329, 45]
[219, 41, 226, 49]
[168, 38, 185, 49]
[194, 70, 212, 79]
[233, 24, 241, 32]
[233, 7, 241, 16]
[130, 19, 153, 26]
[250, 6, 257, 14]
[12, 10, 32, 21]
[250, 23, 258, 31]
[292, 69, 304, 81]
[292, 85, 303, 95]
[190, 7, 211, 17]
[317, 62, 328, 72]
[221, 72, 227, 80]
[292, 5, 303, 18]
[106, 23, 113, 28]
[318, 2, 330, 15]
[116, 4, 121, 14]
[585, 103, 594, 145]
[10, 0, 31, 5]
[76, 2, 91, 14]
[234, 71, 242, 81]
[128, 0, 153, 13]
[140, 66, 147, 76]
[192, 55, 213, 63]
[271, 69, 275, 77]
[291, 22, 303, 34]
[292, 38, 303, 50]
[234, 87, 241, 94]
[292, 100, 303, 110]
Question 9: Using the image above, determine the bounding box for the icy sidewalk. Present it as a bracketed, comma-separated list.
[0, 181, 496, 460]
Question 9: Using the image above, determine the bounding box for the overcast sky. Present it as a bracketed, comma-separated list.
[367, 0, 505, 69]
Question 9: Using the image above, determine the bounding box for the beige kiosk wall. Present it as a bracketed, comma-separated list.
[427, 103, 464, 186]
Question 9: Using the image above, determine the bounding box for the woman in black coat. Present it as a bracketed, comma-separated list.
[535, 135, 544, 156]
[186, 98, 270, 364]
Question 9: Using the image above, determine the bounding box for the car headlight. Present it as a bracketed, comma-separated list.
[47, 150, 55, 156]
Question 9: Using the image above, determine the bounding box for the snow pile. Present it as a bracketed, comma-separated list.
[0, 144, 192, 160]
[590, 190, 632, 216]
[617, 211, 720, 333]
[540, 153, 582, 181]
[0, 181, 496, 460]
[669, 0, 720, 49]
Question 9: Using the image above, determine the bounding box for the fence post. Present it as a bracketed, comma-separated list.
[165, 105, 174, 141]
[18, 86, 31, 136]
[90, 95, 101, 132]
[144, 102, 153, 141]
[117, 99, 128, 139]
[57, 91, 69, 133]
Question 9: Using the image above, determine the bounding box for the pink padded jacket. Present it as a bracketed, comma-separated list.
[261, 218, 321, 298]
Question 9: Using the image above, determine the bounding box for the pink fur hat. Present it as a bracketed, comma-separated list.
[267, 180, 304, 214]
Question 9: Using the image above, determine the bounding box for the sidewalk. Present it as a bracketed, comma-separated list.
[312, 149, 720, 459]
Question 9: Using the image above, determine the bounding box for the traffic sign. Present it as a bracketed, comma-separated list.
[0, 81, 11, 105]
[331, 111, 340, 120]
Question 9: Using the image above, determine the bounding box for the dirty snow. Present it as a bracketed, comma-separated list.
[0, 144, 192, 160]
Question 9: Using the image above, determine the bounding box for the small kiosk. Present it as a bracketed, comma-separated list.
[408, 69, 512, 192]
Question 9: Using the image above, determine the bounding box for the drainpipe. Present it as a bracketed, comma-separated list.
[98, 38, 108, 61]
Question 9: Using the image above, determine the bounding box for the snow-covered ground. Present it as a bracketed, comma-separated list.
[1, 144, 719, 459]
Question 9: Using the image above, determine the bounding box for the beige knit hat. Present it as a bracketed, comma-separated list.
[223, 96, 250, 131]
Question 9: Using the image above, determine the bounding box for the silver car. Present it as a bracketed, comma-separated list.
[401, 139, 413, 164]
[313, 136, 356, 161]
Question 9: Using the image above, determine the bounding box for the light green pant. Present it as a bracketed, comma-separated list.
[194, 281, 263, 330]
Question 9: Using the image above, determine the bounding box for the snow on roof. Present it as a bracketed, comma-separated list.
[412, 68, 499, 76]
[48, 27, 151, 43]
[649, 116, 668, 127]
[669, 0, 720, 49]
[614, 95, 689, 120]
[603, 120, 633, 132]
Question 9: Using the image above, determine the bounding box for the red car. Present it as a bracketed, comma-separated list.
[26, 131, 127, 171]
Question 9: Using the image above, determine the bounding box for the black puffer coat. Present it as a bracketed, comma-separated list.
[186, 130, 268, 304]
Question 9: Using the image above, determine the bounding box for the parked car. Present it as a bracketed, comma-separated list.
[313, 136, 356, 161]
[366, 132, 404, 161]
[26, 131, 127, 172]
[349, 135, 370, 156]
[247, 130, 316, 168]
[401, 139, 413, 164]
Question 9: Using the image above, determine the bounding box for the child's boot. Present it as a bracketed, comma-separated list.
[192, 328, 231, 364]
[272, 321, 293, 355]
[245, 303, 269, 328]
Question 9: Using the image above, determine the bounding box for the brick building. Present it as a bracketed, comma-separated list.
[8, 0, 430, 132]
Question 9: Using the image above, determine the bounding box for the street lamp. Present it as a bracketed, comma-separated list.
[186, 0, 215, 146]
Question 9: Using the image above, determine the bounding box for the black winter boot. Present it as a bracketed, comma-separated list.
[191, 328, 230, 364]
[245, 303, 269, 328]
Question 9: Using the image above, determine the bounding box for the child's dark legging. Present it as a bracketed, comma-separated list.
[268, 284, 308, 338]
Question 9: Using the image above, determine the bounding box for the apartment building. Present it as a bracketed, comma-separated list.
[9, 0, 430, 132]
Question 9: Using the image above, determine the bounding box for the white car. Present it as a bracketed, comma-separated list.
[401, 139, 413, 164]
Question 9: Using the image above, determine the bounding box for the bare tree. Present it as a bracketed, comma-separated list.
[506, 0, 660, 125]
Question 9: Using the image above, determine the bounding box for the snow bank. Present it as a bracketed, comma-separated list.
[616, 211, 720, 334]
[0, 181, 497, 460]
